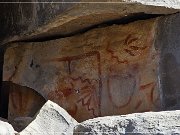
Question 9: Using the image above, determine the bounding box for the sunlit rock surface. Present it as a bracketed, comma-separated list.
[0, 119, 16, 135]
[74, 110, 180, 135]
[20, 100, 78, 135]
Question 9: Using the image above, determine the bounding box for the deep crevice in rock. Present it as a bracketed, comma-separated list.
[0, 48, 6, 119]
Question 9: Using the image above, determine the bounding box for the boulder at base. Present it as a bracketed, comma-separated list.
[74, 110, 180, 135]
[0, 119, 16, 135]
[20, 100, 78, 135]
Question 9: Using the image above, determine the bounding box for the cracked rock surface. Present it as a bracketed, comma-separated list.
[74, 110, 180, 135]
[74, 111, 180, 135]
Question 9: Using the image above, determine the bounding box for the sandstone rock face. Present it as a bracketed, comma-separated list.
[0, 120, 16, 135]
[0, 0, 179, 44]
[3, 18, 161, 121]
[74, 110, 180, 135]
[20, 100, 78, 135]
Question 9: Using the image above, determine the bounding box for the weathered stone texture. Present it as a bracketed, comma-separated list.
[3, 18, 161, 122]
[0, 0, 180, 44]
[74, 110, 180, 135]
[20, 100, 78, 135]
[154, 13, 180, 110]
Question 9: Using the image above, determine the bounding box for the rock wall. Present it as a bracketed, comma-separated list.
[0, 0, 180, 127]
[3, 18, 161, 122]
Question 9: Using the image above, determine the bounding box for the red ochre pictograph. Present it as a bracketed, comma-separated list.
[47, 33, 159, 120]
[105, 33, 159, 113]
[47, 51, 102, 119]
